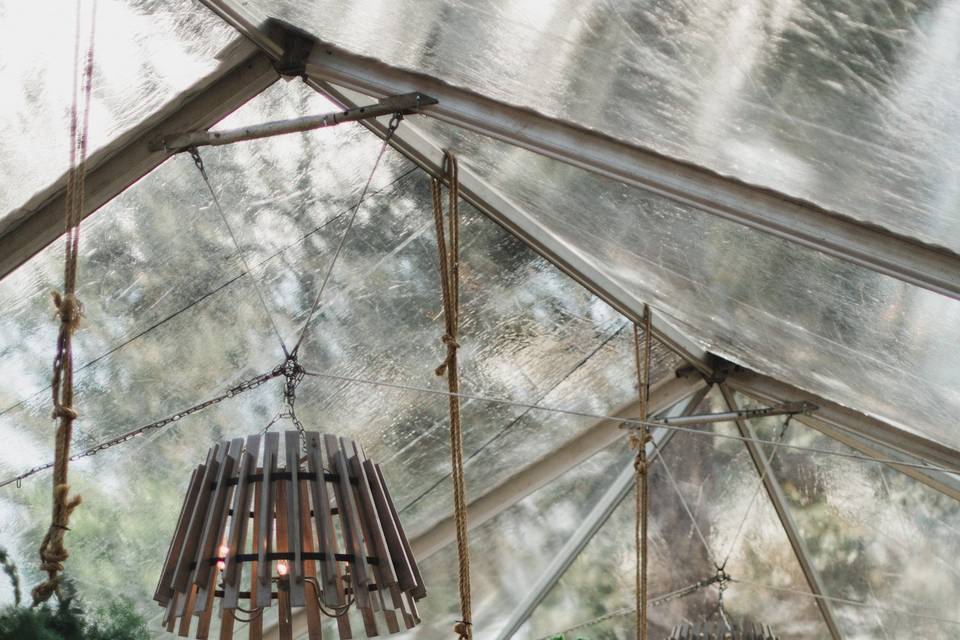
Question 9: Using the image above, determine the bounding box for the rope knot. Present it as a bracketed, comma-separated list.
[51, 291, 82, 331]
[453, 620, 471, 639]
[52, 405, 78, 420]
[435, 335, 460, 376]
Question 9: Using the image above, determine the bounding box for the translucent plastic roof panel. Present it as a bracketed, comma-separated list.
[413, 120, 960, 450]
[358, 436, 639, 640]
[0, 0, 236, 216]
[0, 79, 683, 633]
[244, 0, 960, 252]
[746, 392, 960, 637]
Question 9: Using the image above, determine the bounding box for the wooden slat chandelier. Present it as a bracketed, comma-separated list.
[154, 430, 426, 639]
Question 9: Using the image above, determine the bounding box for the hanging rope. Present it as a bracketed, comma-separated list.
[33, 0, 97, 606]
[431, 152, 472, 640]
[630, 306, 653, 640]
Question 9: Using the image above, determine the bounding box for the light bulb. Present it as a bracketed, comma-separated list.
[277, 560, 289, 576]
[217, 544, 229, 571]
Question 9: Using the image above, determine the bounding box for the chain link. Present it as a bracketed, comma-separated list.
[265, 351, 308, 449]
[0, 367, 283, 489]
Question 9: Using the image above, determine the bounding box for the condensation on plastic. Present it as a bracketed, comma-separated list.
[521, 388, 832, 639]
[404, 119, 960, 450]
[0, 81, 682, 632]
[247, 0, 960, 253]
[740, 391, 960, 638]
[360, 437, 643, 640]
[0, 0, 235, 216]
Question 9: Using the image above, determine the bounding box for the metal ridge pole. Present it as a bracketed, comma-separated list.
[302, 35, 960, 300]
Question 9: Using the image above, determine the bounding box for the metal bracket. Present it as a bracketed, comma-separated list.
[148, 92, 437, 152]
[265, 17, 317, 78]
[620, 400, 817, 430]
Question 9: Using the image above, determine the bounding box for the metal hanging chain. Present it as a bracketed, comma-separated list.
[34, 0, 97, 606]
[0, 367, 283, 490]
[289, 112, 404, 356]
[261, 351, 309, 449]
[630, 306, 653, 640]
[189, 147, 290, 356]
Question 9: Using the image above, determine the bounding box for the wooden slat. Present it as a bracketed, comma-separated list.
[249, 474, 264, 640]
[350, 442, 397, 589]
[404, 592, 421, 624]
[222, 434, 262, 610]
[306, 432, 340, 608]
[348, 442, 399, 632]
[299, 478, 324, 640]
[156, 465, 204, 605]
[195, 569, 220, 639]
[276, 481, 293, 640]
[324, 434, 371, 611]
[164, 593, 179, 632]
[284, 431, 306, 607]
[373, 463, 426, 599]
[396, 587, 415, 630]
[178, 586, 198, 637]
[172, 445, 221, 594]
[332, 553, 353, 640]
[257, 432, 280, 609]
[194, 438, 244, 612]
[218, 606, 235, 640]
[363, 459, 415, 593]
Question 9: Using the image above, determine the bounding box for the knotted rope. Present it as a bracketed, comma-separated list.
[629, 306, 653, 640]
[33, 1, 96, 606]
[431, 152, 472, 640]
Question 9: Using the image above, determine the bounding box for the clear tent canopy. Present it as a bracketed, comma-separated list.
[0, 0, 958, 639]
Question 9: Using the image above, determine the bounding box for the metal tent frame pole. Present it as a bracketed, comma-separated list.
[718, 384, 844, 640]
[269, 23, 960, 301]
[0, 39, 279, 279]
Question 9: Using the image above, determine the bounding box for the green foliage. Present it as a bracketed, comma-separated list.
[0, 549, 20, 608]
[0, 549, 148, 640]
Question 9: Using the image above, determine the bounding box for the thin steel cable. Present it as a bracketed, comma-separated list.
[535, 576, 723, 640]
[397, 321, 630, 514]
[290, 114, 403, 355]
[5, 368, 956, 488]
[189, 148, 289, 355]
[654, 438, 719, 567]
[298, 370, 960, 475]
[733, 579, 960, 626]
[0, 167, 418, 424]
[539, 577, 960, 640]
[718, 416, 793, 570]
